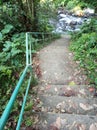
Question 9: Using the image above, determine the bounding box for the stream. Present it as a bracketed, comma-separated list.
[50, 8, 95, 33]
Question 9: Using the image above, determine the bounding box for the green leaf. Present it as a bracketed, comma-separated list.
[3, 41, 12, 52]
[11, 48, 22, 56]
[32, 50, 37, 53]
[2, 24, 13, 34]
[0, 65, 7, 71]
[0, 32, 2, 40]
[25, 102, 33, 111]
[95, 78, 97, 85]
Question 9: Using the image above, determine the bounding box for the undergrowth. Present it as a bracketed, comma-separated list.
[0, 1, 60, 129]
[70, 18, 97, 86]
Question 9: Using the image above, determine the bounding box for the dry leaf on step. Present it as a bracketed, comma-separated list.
[89, 123, 97, 130]
[69, 81, 75, 86]
[50, 117, 61, 130]
[76, 123, 86, 130]
[55, 87, 58, 92]
[55, 117, 61, 129]
[79, 103, 93, 111]
[79, 89, 86, 95]
[50, 126, 59, 130]
[46, 85, 51, 90]
[88, 87, 95, 92]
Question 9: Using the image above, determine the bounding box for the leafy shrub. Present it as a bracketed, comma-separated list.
[66, 0, 79, 10]
[71, 18, 97, 40]
[70, 18, 97, 86]
[37, 1, 54, 32]
[0, 22, 26, 114]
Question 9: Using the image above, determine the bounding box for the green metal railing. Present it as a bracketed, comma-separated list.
[0, 32, 59, 130]
[0, 32, 33, 130]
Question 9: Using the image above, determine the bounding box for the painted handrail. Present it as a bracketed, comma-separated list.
[16, 75, 32, 130]
[0, 32, 58, 130]
[0, 66, 29, 130]
[0, 32, 32, 130]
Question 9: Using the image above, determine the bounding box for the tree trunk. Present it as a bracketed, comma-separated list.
[33, 0, 40, 31]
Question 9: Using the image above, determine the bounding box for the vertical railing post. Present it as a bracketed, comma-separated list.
[26, 33, 29, 66]
[30, 40, 32, 65]
[42, 33, 44, 43]
[16, 75, 32, 130]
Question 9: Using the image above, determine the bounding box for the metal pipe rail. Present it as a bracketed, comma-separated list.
[0, 32, 32, 130]
[0, 32, 59, 130]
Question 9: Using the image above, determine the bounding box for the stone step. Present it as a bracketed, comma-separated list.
[32, 112, 97, 130]
[35, 95, 97, 115]
[38, 84, 95, 98]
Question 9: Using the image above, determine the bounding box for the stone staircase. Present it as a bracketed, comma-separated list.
[31, 84, 97, 130]
[30, 35, 97, 130]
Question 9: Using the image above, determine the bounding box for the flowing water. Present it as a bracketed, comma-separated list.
[50, 8, 95, 33]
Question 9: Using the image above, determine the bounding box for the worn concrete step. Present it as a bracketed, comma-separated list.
[38, 85, 95, 98]
[32, 112, 97, 130]
[35, 95, 97, 115]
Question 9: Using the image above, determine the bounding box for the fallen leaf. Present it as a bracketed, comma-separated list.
[69, 81, 76, 86]
[60, 89, 77, 97]
[76, 123, 86, 130]
[69, 121, 76, 129]
[79, 89, 86, 95]
[79, 103, 93, 111]
[56, 103, 62, 109]
[61, 109, 65, 113]
[61, 119, 67, 125]
[46, 85, 51, 90]
[33, 115, 39, 124]
[89, 123, 97, 130]
[88, 87, 95, 92]
[43, 71, 47, 74]
[44, 120, 47, 124]
[56, 102, 65, 110]
[93, 92, 97, 97]
[50, 125, 59, 130]
[93, 104, 97, 108]
[50, 117, 61, 130]
[55, 117, 61, 129]
[55, 87, 58, 92]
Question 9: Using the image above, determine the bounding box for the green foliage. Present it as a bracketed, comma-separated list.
[24, 117, 33, 126]
[1, 24, 13, 34]
[66, 0, 79, 10]
[0, 22, 26, 117]
[81, 0, 97, 10]
[37, 1, 54, 32]
[70, 19, 97, 86]
[37, 14, 53, 32]
[53, 0, 95, 11]
[0, 0, 37, 113]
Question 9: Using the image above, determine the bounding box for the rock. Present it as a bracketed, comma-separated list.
[50, 8, 94, 33]
[70, 21, 77, 26]
[83, 8, 95, 15]
[59, 14, 66, 18]
[74, 10, 84, 17]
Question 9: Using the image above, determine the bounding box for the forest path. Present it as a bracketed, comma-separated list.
[38, 34, 87, 85]
[30, 35, 97, 130]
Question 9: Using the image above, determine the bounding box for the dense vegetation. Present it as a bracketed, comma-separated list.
[0, 0, 55, 128]
[55, 0, 97, 10]
[70, 19, 97, 86]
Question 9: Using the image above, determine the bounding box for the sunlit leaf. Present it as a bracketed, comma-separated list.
[0, 32, 2, 40]
[2, 24, 13, 34]
[69, 81, 75, 86]
[89, 123, 97, 130]
[79, 103, 93, 111]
